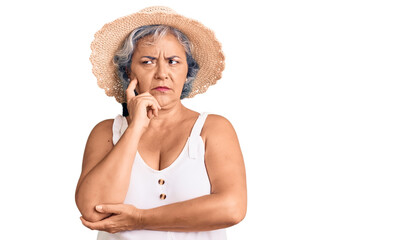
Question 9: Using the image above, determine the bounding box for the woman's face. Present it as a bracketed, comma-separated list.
[128, 33, 188, 106]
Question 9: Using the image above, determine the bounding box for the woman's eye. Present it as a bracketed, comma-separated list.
[142, 60, 153, 64]
[169, 60, 178, 64]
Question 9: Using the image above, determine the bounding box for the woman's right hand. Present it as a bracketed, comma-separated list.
[126, 78, 161, 133]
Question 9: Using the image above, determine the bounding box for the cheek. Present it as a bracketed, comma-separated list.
[132, 68, 151, 83]
[172, 65, 188, 80]
[137, 79, 152, 91]
[173, 73, 187, 87]
[132, 75, 151, 92]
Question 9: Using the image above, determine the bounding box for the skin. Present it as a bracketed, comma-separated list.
[75, 33, 247, 233]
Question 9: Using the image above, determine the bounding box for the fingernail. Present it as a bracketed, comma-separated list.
[96, 205, 102, 211]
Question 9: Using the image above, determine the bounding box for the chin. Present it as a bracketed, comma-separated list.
[152, 93, 173, 104]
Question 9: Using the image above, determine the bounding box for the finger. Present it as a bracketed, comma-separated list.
[80, 216, 110, 231]
[80, 216, 95, 230]
[95, 204, 123, 215]
[140, 98, 160, 112]
[155, 100, 162, 112]
[138, 92, 161, 108]
[154, 106, 159, 117]
[126, 79, 137, 102]
[147, 95, 161, 111]
[147, 103, 160, 118]
[147, 108, 153, 119]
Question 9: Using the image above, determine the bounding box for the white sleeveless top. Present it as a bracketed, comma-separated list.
[97, 112, 227, 240]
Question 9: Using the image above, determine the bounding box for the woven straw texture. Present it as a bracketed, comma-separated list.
[90, 6, 225, 103]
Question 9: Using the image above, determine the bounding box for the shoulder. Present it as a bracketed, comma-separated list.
[90, 118, 114, 136]
[202, 114, 237, 142]
[203, 114, 233, 129]
[86, 118, 115, 146]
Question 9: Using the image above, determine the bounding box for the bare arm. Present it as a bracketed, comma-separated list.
[140, 194, 242, 231]
[75, 119, 143, 222]
[140, 114, 247, 231]
[80, 114, 247, 232]
[82, 115, 247, 233]
[75, 79, 160, 223]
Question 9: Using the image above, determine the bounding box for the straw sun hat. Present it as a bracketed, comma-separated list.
[89, 6, 225, 104]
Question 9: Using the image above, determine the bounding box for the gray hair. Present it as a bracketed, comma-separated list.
[113, 25, 199, 99]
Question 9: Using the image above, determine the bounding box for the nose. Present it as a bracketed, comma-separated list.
[154, 60, 169, 80]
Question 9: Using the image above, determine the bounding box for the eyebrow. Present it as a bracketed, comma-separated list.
[141, 55, 181, 60]
[167, 55, 180, 59]
[141, 56, 156, 60]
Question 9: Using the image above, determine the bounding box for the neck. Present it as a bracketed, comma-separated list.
[150, 100, 186, 127]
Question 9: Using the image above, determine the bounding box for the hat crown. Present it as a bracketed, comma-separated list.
[139, 6, 177, 14]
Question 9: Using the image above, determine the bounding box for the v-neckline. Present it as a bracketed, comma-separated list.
[133, 112, 202, 173]
[136, 137, 190, 173]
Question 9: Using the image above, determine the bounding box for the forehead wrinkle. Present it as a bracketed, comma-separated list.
[136, 47, 183, 59]
[166, 55, 182, 60]
[134, 34, 186, 60]
[141, 56, 156, 60]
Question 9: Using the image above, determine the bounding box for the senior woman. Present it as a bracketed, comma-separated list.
[75, 6, 247, 240]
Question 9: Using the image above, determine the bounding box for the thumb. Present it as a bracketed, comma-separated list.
[95, 204, 123, 215]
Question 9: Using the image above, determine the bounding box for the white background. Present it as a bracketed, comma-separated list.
[1, 0, 408, 239]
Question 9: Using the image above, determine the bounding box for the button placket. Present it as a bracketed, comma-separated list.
[157, 176, 167, 200]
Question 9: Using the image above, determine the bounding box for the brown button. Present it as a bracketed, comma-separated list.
[160, 194, 167, 200]
[158, 179, 165, 185]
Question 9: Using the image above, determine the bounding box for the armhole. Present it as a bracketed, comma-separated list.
[112, 114, 124, 145]
[200, 112, 212, 144]
[190, 112, 209, 137]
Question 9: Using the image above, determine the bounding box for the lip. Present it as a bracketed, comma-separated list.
[153, 86, 170, 92]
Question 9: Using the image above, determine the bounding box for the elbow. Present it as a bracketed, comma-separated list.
[80, 208, 109, 223]
[82, 211, 110, 222]
[230, 205, 246, 225]
[75, 193, 110, 223]
[225, 196, 247, 226]
[78, 205, 111, 223]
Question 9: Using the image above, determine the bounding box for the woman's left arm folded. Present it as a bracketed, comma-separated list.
[81, 114, 247, 232]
